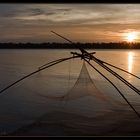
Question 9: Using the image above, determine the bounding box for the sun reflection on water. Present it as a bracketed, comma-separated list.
[128, 52, 134, 73]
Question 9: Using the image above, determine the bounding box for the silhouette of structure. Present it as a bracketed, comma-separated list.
[0, 31, 140, 119]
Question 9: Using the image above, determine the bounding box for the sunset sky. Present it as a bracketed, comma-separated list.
[0, 4, 140, 43]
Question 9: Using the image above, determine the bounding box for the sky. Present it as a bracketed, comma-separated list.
[0, 4, 140, 43]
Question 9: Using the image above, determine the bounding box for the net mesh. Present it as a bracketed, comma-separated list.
[38, 60, 124, 109]
[63, 61, 108, 101]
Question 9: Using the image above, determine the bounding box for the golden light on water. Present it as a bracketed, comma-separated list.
[128, 52, 134, 73]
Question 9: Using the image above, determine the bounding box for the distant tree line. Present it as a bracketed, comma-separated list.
[0, 42, 140, 49]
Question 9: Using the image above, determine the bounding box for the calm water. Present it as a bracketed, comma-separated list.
[0, 49, 140, 135]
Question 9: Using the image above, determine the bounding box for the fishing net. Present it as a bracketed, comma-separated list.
[38, 60, 124, 108]
[37, 61, 107, 101]
[1, 59, 139, 136]
[63, 61, 108, 101]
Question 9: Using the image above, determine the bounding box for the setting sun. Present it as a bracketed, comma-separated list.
[126, 32, 138, 42]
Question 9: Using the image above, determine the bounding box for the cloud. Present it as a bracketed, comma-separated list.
[0, 4, 140, 42]
[1, 4, 140, 25]
[28, 8, 45, 16]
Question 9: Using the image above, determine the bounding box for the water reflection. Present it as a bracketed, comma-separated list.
[128, 52, 134, 73]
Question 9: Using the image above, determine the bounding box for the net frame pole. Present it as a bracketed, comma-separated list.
[89, 55, 140, 96]
[84, 58, 140, 118]
[100, 59, 140, 79]
[0, 55, 80, 95]
[50, 31, 140, 118]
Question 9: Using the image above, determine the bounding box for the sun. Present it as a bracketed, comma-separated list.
[125, 32, 138, 42]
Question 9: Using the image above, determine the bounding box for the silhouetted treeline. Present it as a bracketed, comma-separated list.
[0, 42, 140, 49]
